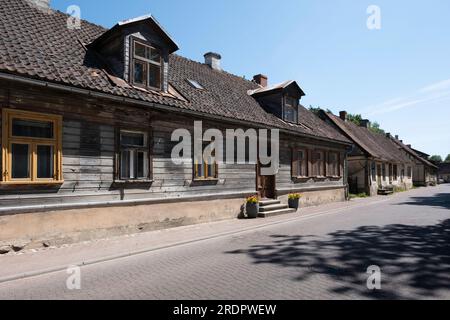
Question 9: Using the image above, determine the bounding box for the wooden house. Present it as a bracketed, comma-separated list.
[0, 0, 351, 246]
[319, 111, 414, 196]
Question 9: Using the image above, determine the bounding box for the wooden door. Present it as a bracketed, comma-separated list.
[257, 163, 276, 199]
[377, 164, 382, 187]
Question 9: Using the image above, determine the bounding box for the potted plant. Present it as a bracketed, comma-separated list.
[288, 193, 302, 210]
[246, 195, 260, 218]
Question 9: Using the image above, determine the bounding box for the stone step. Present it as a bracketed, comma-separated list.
[259, 199, 281, 207]
[259, 204, 289, 212]
[258, 208, 297, 218]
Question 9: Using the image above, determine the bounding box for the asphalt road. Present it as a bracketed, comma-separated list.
[1, 185, 449, 300]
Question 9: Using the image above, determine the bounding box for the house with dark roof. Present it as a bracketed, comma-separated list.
[0, 0, 352, 246]
[319, 111, 414, 196]
[387, 137, 438, 186]
[438, 163, 450, 183]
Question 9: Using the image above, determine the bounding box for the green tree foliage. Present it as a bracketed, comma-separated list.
[346, 113, 385, 134]
[308, 106, 332, 115]
[369, 122, 385, 134]
[445, 154, 450, 163]
[347, 113, 362, 126]
[430, 155, 443, 163]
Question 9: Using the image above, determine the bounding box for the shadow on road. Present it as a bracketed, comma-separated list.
[397, 193, 450, 210]
[226, 219, 450, 299]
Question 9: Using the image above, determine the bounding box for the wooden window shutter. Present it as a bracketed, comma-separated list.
[291, 148, 299, 177]
[325, 151, 329, 177]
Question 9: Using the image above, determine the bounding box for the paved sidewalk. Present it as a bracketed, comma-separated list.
[0, 192, 403, 282]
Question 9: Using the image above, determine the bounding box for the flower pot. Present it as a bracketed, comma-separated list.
[246, 203, 259, 219]
[288, 198, 300, 210]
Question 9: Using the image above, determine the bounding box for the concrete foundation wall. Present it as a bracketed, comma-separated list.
[279, 187, 346, 208]
[0, 197, 246, 247]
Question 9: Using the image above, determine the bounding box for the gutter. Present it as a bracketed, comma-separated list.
[0, 72, 352, 147]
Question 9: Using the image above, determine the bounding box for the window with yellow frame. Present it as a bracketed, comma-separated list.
[194, 141, 218, 180]
[1, 109, 63, 184]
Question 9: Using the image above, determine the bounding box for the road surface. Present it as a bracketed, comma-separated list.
[0, 185, 449, 300]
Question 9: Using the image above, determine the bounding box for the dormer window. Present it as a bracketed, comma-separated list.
[132, 40, 162, 90]
[284, 96, 298, 123]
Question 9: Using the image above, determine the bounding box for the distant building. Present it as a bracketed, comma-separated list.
[319, 111, 414, 196]
[389, 139, 438, 187]
[438, 163, 450, 183]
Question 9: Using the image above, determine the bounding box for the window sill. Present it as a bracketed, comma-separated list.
[0, 180, 64, 186]
[193, 178, 219, 182]
[292, 176, 311, 181]
[113, 180, 154, 185]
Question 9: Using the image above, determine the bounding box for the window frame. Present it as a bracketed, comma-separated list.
[312, 150, 326, 178]
[327, 151, 341, 177]
[283, 96, 299, 124]
[193, 140, 218, 181]
[131, 39, 163, 91]
[1, 108, 63, 185]
[292, 148, 309, 178]
[116, 129, 152, 182]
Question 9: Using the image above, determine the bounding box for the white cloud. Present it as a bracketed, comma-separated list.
[364, 79, 450, 116]
[419, 79, 450, 94]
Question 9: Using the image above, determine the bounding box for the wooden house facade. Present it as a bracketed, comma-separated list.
[319, 111, 414, 196]
[0, 0, 351, 246]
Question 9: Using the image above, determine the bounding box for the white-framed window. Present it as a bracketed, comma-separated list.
[119, 130, 150, 180]
[132, 40, 162, 90]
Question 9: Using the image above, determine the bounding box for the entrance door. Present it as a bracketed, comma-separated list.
[377, 164, 382, 187]
[257, 163, 276, 199]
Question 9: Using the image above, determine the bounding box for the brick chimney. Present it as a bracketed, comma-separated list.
[339, 111, 347, 121]
[386, 133, 391, 139]
[253, 74, 268, 87]
[204, 52, 222, 71]
[360, 119, 370, 128]
[395, 135, 399, 140]
[407, 144, 412, 148]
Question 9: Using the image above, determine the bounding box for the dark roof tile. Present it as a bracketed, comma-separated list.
[0, 0, 349, 144]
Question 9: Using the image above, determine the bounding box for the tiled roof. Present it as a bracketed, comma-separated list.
[438, 163, 450, 174]
[325, 113, 411, 163]
[391, 139, 438, 169]
[0, 0, 350, 144]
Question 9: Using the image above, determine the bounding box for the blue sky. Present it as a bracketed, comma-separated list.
[53, 0, 450, 158]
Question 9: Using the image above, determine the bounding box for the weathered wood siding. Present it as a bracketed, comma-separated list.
[0, 79, 346, 210]
[276, 134, 346, 194]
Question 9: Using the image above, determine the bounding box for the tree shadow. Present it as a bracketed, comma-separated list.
[397, 193, 450, 210]
[226, 219, 450, 299]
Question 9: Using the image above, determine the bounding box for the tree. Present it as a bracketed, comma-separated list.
[430, 155, 443, 163]
[308, 106, 332, 115]
[445, 154, 450, 163]
[369, 122, 385, 134]
[347, 113, 362, 126]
